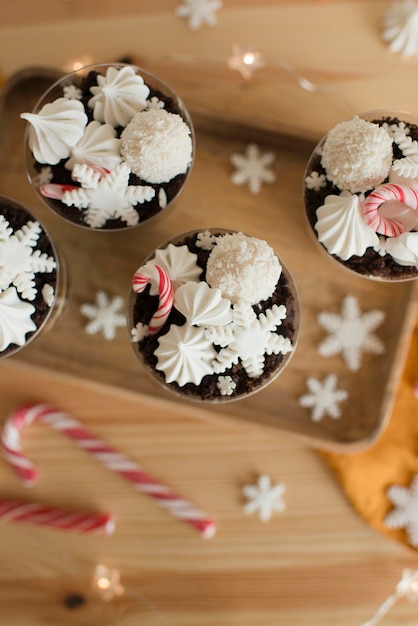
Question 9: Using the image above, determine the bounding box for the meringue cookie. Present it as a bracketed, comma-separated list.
[315, 191, 379, 260]
[21, 98, 87, 165]
[88, 65, 150, 127]
[0, 286, 36, 351]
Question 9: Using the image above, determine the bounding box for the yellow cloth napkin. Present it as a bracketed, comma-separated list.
[322, 312, 418, 550]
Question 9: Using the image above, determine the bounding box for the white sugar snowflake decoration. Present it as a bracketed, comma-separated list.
[175, 0, 222, 30]
[217, 375, 236, 396]
[80, 291, 126, 340]
[305, 171, 327, 191]
[63, 84, 82, 100]
[230, 144, 276, 194]
[34, 166, 53, 186]
[61, 163, 155, 228]
[299, 374, 348, 422]
[382, 0, 418, 57]
[243, 475, 286, 522]
[196, 230, 217, 250]
[318, 295, 385, 372]
[131, 322, 148, 342]
[207, 299, 292, 378]
[147, 96, 165, 110]
[390, 123, 418, 179]
[0, 216, 56, 301]
[384, 474, 418, 547]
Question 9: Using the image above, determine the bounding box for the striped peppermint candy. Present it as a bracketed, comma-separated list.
[0, 499, 114, 534]
[1, 404, 216, 538]
[363, 183, 418, 237]
[132, 264, 174, 334]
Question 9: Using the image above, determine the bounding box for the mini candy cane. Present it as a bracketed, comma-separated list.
[1, 404, 216, 538]
[363, 183, 418, 236]
[0, 499, 114, 534]
[132, 264, 174, 335]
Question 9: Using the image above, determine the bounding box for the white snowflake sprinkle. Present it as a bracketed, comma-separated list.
[175, 0, 222, 30]
[207, 299, 292, 378]
[63, 84, 82, 100]
[385, 474, 418, 546]
[217, 375, 236, 396]
[0, 216, 56, 301]
[318, 295, 385, 371]
[131, 322, 149, 342]
[41, 284, 55, 308]
[34, 166, 53, 186]
[147, 96, 165, 110]
[299, 374, 348, 422]
[243, 475, 286, 522]
[158, 188, 167, 209]
[230, 144, 276, 194]
[305, 171, 327, 191]
[80, 291, 126, 340]
[61, 163, 155, 228]
[196, 230, 217, 250]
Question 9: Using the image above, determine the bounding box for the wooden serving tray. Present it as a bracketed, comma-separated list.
[1, 67, 416, 452]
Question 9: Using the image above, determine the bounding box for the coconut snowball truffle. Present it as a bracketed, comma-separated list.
[321, 115, 393, 193]
[121, 108, 193, 184]
[129, 229, 299, 402]
[303, 112, 418, 280]
[206, 232, 281, 305]
[21, 64, 194, 230]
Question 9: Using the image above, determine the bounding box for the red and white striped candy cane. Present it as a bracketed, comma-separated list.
[132, 264, 174, 335]
[363, 183, 418, 237]
[0, 499, 114, 534]
[1, 404, 216, 538]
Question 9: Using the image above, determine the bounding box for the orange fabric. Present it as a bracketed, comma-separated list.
[322, 312, 418, 550]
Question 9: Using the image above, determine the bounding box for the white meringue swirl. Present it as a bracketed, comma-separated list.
[21, 98, 87, 165]
[66, 121, 122, 171]
[315, 191, 379, 260]
[174, 281, 232, 326]
[88, 65, 150, 127]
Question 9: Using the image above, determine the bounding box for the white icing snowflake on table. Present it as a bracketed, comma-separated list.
[175, 0, 222, 30]
[217, 375, 236, 396]
[384, 474, 418, 546]
[317, 295, 385, 372]
[63, 84, 82, 100]
[61, 163, 155, 228]
[299, 374, 348, 422]
[243, 475, 286, 522]
[207, 300, 292, 378]
[196, 230, 217, 250]
[230, 144, 276, 194]
[80, 291, 126, 340]
[0, 216, 56, 300]
[305, 171, 327, 191]
[382, 0, 418, 57]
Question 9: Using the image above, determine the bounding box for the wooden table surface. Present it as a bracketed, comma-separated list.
[1, 2, 418, 625]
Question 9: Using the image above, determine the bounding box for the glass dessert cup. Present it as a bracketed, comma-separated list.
[303, 109, 418, 282]
[22, 62, 195, 231]
[0, 195, 66, 358]
[127, 228, 300, 404]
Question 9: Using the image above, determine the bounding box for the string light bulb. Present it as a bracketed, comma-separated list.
[92, 564, 124, 602]
[227, 45, 265, 79]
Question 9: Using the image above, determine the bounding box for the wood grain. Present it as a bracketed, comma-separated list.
[0, 5, 417, 625]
